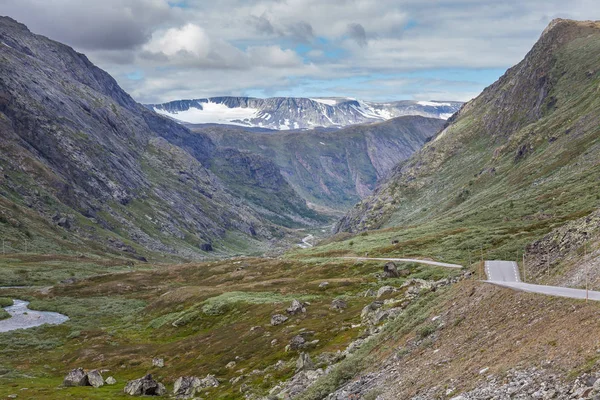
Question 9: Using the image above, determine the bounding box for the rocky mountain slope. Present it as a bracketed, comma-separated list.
[0, 16, 324, 260]
[336, 19, 600, 237]
[191, 116, 445, 211]
[147, 96, 461, 130]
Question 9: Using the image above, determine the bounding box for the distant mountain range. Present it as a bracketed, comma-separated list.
[146, 97, 462, 130]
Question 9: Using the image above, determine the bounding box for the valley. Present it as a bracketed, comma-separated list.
[0, 10, 600, 400]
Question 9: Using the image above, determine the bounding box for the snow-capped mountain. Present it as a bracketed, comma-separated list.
[145, 97, 462, 130]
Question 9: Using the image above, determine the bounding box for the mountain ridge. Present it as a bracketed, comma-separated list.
[147, 96, 461, 130]
[0, 16, 324, 260]
[335, 18, 600, 234]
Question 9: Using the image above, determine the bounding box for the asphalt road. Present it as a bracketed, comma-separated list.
[485, 260, 600, 301]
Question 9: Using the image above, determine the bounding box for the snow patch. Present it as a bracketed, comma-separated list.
[417, 101, 452, 107]
[154, 102, 259, 125]
[310, 98, 338, 106]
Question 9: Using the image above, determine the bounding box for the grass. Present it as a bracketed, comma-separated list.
[0, 297, 12, 320]
[0, 255, 458, 399]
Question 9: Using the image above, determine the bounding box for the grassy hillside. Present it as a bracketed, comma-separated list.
[327, 19, 600, 273]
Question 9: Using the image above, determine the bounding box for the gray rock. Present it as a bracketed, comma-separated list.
[361, 301, 383, 320]
[63, 368, 88, 387]
[201, 374, 219, 388]
[296, 353, 315, 372]
[86, 370, 104, 388]
[289, 335, 306, 350]
[200, 243, 213, 252]
[319, 282, 329, 288]
[383, 262, 399, 278]
[173, 376, 203, 398]
[286, 299, 306, 315]
[124, 374, 166, 396]
[105, 376, 117, 385]
[376, 286, 395, 298]
[152, 358, 164, 368]
[271, 314, 289, 326]
[331, 298, 348, 310]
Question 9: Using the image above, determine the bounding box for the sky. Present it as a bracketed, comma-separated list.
[2, 0, 600, 104]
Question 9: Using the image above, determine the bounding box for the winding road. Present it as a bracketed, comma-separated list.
[339, 257, 600, 302]
[484, 260, 600, 301]
[340, 257, 463, 269]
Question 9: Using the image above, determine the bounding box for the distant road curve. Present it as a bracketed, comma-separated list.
[340, 257, 463, 269]
[485, 260, 600, 301]
[298, 234, 315, 249]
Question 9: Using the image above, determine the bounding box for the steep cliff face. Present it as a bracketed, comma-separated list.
[0, 17, 321, 259]
[336, 19, 600, 233]
[192, 116, 444, 210]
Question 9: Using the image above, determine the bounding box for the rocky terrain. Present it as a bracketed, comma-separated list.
[0, 16, 325, 261]
[192, 116, 444, 210]
[147, 96, 461, 130]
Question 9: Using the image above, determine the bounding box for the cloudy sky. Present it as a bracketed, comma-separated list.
[3, 0, 600, 103]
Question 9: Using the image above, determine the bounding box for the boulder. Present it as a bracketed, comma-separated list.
[383, 262, 399, 278]
[173, 376, 203, 398]
[152, 358, 164, 368]
[124, 374, 166, 396]
[331, 298, 347, 310]
[296, 353, 315, 372]
[201, 374, 219, 387]
[106, 376, 117, 385]
[86, 370, 104, 388]
[286, 299, 306, 315]
[361, 301, 383, 320]
[319, 282, 329, 288]
[376, 286, 395, 298]
[200, 243, 213, 252]
[271, 314, 289, 326]
[289, 335, 306, 350]
[63, 367, 88, 387]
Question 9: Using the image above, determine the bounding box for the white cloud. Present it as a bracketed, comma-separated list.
[5, 0, 600, 102]
[144, 23, 211, 58]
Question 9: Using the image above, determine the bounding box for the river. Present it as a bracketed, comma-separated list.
[0, 299, 69, 333]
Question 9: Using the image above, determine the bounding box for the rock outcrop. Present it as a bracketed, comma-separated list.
[271, 314, 289, 326]
[123, 374, 166, 396]
[63, 368, 103, 388]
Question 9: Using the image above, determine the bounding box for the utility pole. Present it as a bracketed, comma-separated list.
[585, 242, 589, 303]
[523, 249, 526, 283]
[516, 249, 519, 281]
[480, 245, 484, 280]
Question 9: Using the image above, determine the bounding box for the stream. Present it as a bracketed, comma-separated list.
[0, 299, 69, 333]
